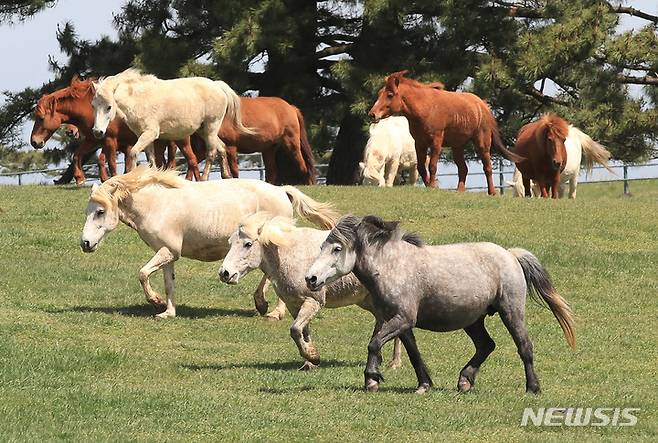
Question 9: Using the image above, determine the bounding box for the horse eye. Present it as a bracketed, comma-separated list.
[244, 241, 253, 248]
[106, 105, 111, 111]
[96, 209, 105, 216]
[333, 245, 342, 253]
[387, 92, 394, 98]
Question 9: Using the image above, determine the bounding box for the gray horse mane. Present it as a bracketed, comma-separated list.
[327, 215, 423, 249]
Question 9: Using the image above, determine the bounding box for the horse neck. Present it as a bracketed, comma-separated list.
[116, 188, 157, 230]
[398, 84, 432, 126]
[57, 95, 95, 131]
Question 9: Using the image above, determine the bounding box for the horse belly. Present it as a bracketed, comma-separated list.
[414, 288, 495, 332]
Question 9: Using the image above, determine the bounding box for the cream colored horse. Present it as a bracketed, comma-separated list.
[219, 214, 401, 370]
[80, 165, 337, 319]
[92, 69, 252, 179]
[359, 116, 418, 187]
[508, 125, 613, 198]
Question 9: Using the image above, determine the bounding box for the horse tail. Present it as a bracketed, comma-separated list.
[491, 128, 525, 163]
[215, 81, 257, 136]
[509, 248, 576, 350]
[282, 185, 339, 229]
[568, 126, 614, 174]
[296, 107, 317, 184]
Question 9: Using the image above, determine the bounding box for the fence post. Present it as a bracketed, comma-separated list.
[498, 158, 504, 195]
[18, 172, 22, 186]
[623, 164, 629, 195]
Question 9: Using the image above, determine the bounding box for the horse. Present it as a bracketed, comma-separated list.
[359, 116, 418, 187]
[79, 165, 338, 319]
[30, 75, 138, 184]
[368, 70, 523, 194]
[305, 215, 575, 394]
[508, 123, 613, 198]
[218, 213, 401, 370]
[513, 114, 573, 199]
[181, 97, 316, 185]
[91, 69, 254, 180]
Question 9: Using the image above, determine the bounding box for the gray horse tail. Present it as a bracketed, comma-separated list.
[509, 248, 576, 350]
[282, 185, 339, 229]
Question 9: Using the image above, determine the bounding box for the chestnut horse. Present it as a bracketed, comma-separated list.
[182, 97, 316, 185]
[514, 114, 570, 199]
[368, 71, 523, 194]
[31, 76, 138, 184]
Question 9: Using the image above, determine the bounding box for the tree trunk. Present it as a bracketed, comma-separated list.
[326, 112, 366, 185]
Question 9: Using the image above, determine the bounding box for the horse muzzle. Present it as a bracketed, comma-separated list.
[304, 274, 324, 292]
[30, 139, 45, 149]
[219, 268, 239, 284]
[92, 129, 105, 139]
[80, 239, 98, 253]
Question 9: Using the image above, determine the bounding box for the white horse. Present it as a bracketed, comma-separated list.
[218, 214, 401, 370]
[91, 69, 252, 179]
[508, 125, 613, 198]
[79, 165, 337, 319]
[359, 116, 418, 187]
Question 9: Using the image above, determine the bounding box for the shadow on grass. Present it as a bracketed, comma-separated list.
[47, 303, 258, 319]
[181, 358, 362, 372]
[258, 384, 452, 395]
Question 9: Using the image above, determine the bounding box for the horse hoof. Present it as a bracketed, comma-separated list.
[254, 301, 269, 316]
[387, 360, 402, 370]
[415, 383, 431, 395]
[155, 311, 175, 320]
[526, 385, 541, 395]
[365, 380, 379, 392]
[458, 378, 473, 393]
[299, 361, 318, 371]
[264, 310, 285, 321]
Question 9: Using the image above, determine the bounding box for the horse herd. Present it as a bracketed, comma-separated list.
[34, 68, 582, 394]
[31, 69, 612, 197]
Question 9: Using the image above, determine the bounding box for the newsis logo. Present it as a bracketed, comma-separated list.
[521, 407, 640, 427]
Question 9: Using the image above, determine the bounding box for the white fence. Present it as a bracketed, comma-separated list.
[1, 154, 657, 195]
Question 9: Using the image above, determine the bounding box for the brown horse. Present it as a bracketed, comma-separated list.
[183, 97, 316, 185]
[368, 71, 522, 194]
[514, 114, 570, 199]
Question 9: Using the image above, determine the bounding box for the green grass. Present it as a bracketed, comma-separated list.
[0, 181, 656, 442]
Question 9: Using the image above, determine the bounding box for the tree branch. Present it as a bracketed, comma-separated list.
[607, 3, 658, 23]
[617, 74, 658, 85]
[316, 44, 352, 59]
[524, 86, 569, 106]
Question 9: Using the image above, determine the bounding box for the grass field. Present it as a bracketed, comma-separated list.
[0, 180, 656, 442]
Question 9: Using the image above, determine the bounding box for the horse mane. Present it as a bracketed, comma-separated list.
[90, 165, 185, 208]
[35, 76, 96, 116]
[328, 215, 423, 249]
[239, 213, 297, 248]
[537, 114, 569, 143]
[94, 68, 158, 93]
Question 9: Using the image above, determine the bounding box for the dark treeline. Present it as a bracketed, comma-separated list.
[1, 0, 657, 183]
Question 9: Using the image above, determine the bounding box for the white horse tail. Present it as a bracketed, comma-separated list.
[282, 185, 339, 229]
[509, 248, 576, 350]
[569, 126, 614, 174]
[215, 80, 257, 136]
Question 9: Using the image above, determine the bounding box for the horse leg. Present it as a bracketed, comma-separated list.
[156, 262, 176, 319]
[364, 314, 412, 392]
[177, 137, 200, 181]
[265, 297, 287, 321]
[551, 173, 560, 199]
[103, 137, 119, 178]
[283, 135, 311, 184]
[262, 150, 278, 184]
[458, 316, 496, 392]
[131, 129, 159, 166]
[568, 175, 578, 199]
[498, 304, 540, 394]
[201, 121, 231, 180]
[385, 158, 399, 187]
[97, 151, 109, 182]
[138, 247, 177, 313]
[428, 133, 444, 188]
[166, 141, 177, 169]
[453, 146, 469, 192]
[408, 164, 419, 186]
[124, 145, 135, 173]
[290, 297, 322, 368]
[253, 274, 270, 316]
[388, 337, 403, 369]
[415, 144, 429, 186]
[399, 329, 433, 394]
[227, 145, 240, 178]
[153, 140, 166, 168]
[522, 176, 532, 198]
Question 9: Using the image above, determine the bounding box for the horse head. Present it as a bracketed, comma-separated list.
[80, 182, 121, 253]
[542, 116, 569, 173]
[30, 94, 62, 149]
[91, 77, 119, 139]
[368, 70, 409, 122]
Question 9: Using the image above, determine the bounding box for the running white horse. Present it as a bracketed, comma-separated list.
[91, 69, 252, 179]
[359, 116, 418, 187]
[508, 125, 613, 198]
[219, 214, 402, 370]
[79, 165, 337, 319]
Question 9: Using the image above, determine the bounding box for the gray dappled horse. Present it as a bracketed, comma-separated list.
[305, 215, 575, 394]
